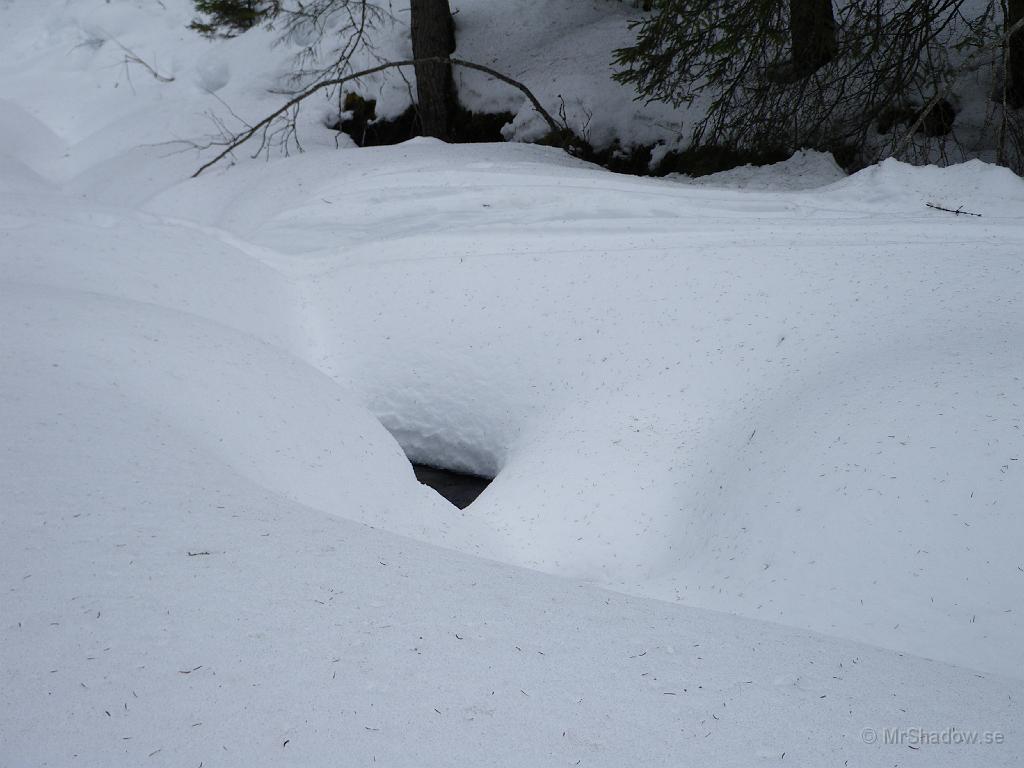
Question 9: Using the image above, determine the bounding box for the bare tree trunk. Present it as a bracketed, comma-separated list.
[1009, 0, 1024, 108]
[410, 0, 455, 139]
[790, 0, 837, 77]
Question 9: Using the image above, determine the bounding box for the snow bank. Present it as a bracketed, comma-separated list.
[826, 156, 1024, 217]
[4, 357, 1020, 765]
[144, 139, 1024, 679]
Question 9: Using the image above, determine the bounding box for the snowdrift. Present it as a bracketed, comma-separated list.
[2, 2, 1023, 766]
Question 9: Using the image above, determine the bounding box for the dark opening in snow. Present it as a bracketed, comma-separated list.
[412, 463, 492, 509]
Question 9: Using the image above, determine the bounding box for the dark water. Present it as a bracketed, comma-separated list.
[412, 463, 492, 509]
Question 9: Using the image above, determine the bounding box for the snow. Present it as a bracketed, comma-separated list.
[5, 405, 1019, 765]
[824, 156, 1024, 216]
[146, 140, 1024, 679]
[2, 1, 1023, 766]
[453, 0, 687, 147]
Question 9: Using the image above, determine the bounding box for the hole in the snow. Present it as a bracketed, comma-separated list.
[412, 463, 493, 509]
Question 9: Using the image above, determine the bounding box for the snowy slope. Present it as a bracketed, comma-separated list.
[2, 2, 1023, 766]
[0, 0, 688, 174]
[144, 140, 1024, 679]
[4, 339, 1020, 766]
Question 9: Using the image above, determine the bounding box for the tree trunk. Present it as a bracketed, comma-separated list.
[1009, 0, 1024, 108]
[790, 0, 837, 77]
[410, 0, 455, 139]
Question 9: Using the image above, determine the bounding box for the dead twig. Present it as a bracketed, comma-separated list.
[106, 35, 175, 83]
[925, 202, 982, 217]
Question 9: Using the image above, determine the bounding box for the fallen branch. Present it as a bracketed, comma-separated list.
[925, 202, 982, 217]
[103, 33, 175, 84]
[192, 57, 562, 177]
[121, 49, 175, 83]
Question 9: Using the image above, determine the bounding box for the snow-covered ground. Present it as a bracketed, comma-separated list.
[2, 2, 1022, 766]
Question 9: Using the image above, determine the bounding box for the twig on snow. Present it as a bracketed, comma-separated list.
[925, 202, 982, 217]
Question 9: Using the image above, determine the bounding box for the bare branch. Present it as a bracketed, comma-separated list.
[192, 56, 561, 177]
[108, 37, 175, 82]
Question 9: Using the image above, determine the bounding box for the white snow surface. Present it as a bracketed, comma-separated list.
[2, 2, 1023, 766]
